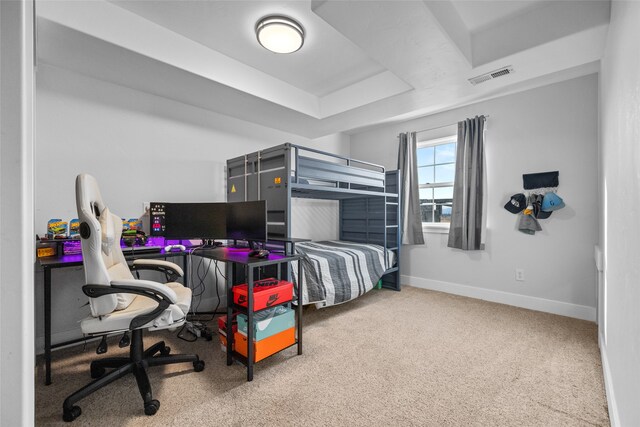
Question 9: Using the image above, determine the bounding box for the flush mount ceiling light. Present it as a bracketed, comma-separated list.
[255, 15, 304, 54]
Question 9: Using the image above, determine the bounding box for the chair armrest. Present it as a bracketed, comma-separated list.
[111, 279, 178, 304]
[82, 282, 176, 331]
[132, 259, 184, 278]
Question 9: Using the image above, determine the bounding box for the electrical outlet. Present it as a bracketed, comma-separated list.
[515, 269, 525, 282]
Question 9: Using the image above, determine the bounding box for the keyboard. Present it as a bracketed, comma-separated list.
[121, 246, 162, 255]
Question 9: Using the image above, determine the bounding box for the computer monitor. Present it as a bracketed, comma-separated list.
[226, 200, 267, 242]
[150, 200, 267, 242]
[163, 202, 227, 240]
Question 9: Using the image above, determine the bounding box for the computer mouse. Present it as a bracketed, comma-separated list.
[248, 249, 269, 258]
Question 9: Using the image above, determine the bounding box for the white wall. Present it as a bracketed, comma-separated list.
[34, 64, 345, 351]
[598, 1, 640, 425]
[350, 74, 599, 320]
[1, 1, 36, 425]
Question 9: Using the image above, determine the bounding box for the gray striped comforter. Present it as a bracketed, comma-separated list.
[291, 241, 396, 307]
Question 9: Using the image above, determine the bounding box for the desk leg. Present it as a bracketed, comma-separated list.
[226, 262, 233, 366]
[44, 267, 52, 385]
[247, 267, 254, 382]
[297, 259, 303, 355]
[183, 254, 189, 288]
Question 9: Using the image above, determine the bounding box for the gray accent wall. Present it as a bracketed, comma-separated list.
[350, 74, 599, 320]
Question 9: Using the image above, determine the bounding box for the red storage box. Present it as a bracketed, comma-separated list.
[233, 279, 293, 311]
[217, 313, 238, 337]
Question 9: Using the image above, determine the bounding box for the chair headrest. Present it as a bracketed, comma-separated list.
[76, 174, 118, 256]
[76, 173, 106, 219]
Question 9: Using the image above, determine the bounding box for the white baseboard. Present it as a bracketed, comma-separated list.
[402, 275, 596, 321]
[36, 328, 88, 355]
[599, 333, 619, 427]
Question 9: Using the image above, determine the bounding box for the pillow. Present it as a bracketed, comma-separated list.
[99, 206, 114, 256]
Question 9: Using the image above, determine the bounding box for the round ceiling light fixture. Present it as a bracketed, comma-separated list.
[255, 15, 305, 54]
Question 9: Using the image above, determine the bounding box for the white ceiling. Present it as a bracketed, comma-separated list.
[112, 1, 387, 97]
[35, 0, 611, 138]
[451, 0, 549, 33]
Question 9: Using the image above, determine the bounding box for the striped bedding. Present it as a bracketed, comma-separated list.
[291, 240, 396, 307]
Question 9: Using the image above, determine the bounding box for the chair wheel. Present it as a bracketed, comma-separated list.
[90, 366, 105, 379]
[160, 346, 171, 356]
[193, 360, 205, 372]
[144, 399, 160, 416]
[62, 405, 81, 422]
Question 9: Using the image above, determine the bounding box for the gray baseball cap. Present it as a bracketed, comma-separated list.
[518, 213, 542, 235]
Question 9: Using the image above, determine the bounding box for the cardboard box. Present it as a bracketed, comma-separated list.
[218, 333, 234, 353]
[36, 242, 57, 258]
[69, 219, 80, 238]
[217, 313, 238, 337]
[234, 327, 295, 362]
[233, 279, 293, 311]
[47, 219, 68, 239]
[237, 306, 294, 341]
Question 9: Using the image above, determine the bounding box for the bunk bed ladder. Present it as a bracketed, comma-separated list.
[243, 154, 248, 202]
[381, 170, 401, 292]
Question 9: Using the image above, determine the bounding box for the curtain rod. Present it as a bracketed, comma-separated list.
[415, 115, 490, 134]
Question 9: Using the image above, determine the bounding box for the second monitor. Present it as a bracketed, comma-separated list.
[226, 201, 267, 242]
[152, 200, 267, 242]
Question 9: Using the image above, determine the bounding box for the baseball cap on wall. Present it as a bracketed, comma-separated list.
[531, 193, 552, 219]
[541, 192, 565, 212]
[504, 193, 526, 214]
[518, 212, 542, 235]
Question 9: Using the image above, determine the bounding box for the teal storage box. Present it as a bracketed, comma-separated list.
[237, 305, 294, 341]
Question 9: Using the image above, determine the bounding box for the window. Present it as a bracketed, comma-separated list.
[417, 135, 457, 226]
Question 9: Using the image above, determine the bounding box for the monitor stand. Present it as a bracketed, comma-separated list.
[201, 239, 223, 249]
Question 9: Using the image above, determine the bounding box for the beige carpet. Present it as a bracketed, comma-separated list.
[35, 286, 609, 426]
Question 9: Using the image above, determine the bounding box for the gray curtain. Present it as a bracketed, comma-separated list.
[398, 132, 425, 245]
[448, 116, 485, 250]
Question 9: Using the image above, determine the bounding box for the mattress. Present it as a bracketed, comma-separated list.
[291, 240, 396, 307]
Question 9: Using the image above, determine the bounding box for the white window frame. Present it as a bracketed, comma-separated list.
[417, 135, 457, 233]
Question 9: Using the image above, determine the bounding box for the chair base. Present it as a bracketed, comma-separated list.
[62, 329, 204, 422]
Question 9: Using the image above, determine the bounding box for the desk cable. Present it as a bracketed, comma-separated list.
[176, 247, 224, 342]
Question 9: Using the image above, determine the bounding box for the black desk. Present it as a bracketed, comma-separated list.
[265, 235, 311, 254]
[193, 247, 303, 381]
[37, 249, 188, 385]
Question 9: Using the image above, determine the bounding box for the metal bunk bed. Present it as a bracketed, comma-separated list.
[226, 143, 401, 299]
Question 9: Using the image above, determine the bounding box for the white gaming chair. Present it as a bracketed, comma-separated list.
[62, 174, 204, 422]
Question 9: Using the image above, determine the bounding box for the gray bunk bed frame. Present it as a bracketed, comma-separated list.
[226, 143, 401, 291]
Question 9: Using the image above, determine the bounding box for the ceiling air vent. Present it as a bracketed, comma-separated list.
[468, 66, 514, 86]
